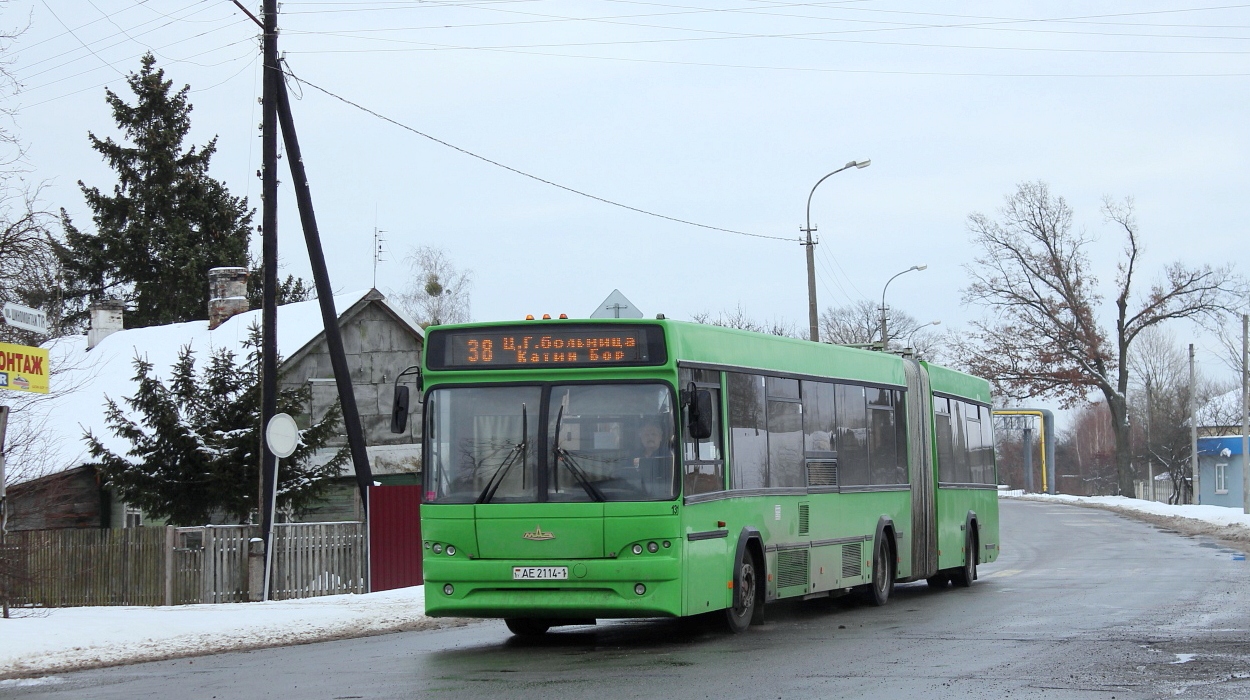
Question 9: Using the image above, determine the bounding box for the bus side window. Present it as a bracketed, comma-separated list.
[681, 368, 725, 495]
[836, 384, 870, 486]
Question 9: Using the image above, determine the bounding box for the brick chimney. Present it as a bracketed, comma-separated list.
[87, 299, 125, 350]
[208, 267, 249, 330]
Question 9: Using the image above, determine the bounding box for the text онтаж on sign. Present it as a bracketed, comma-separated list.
[0, 342, 49, 394]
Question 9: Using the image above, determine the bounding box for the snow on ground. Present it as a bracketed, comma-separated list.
[1002, 491, 1250, 530]
[0, 586, 428, 679]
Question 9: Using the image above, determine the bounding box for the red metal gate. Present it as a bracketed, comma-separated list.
[368, 485, 423, 591]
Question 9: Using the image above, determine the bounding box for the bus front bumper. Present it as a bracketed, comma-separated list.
[423, 557, 682, 619]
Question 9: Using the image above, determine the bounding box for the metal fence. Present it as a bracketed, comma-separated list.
[1135, 478, 1181, 504]
[2, 521, 366, 608]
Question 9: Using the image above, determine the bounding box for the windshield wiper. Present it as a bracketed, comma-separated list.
[477, 405, 528, 504]
[550, 405, 604, 502]
[555, 449, 605, 502]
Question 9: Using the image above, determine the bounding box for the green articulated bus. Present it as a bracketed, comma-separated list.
[391, 318, 1000, 636]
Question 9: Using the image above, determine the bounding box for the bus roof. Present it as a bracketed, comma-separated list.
[424, 318, 991, 403]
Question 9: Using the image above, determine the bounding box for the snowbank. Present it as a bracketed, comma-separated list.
[0, 586, 429, 679]
[1002, 492, 1250, 529]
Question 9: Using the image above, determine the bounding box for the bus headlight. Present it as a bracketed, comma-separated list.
[432, 543, 443, 554]
[634, 583, 646, 596]
[632, 544, 643, 555]
[444, 584, 454, 595]
[446, 545, 456, 556]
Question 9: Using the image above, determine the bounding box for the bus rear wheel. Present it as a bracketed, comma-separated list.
[505, 618, 551, 637]
[724, 548, 759, 634]
[952, 531, 978, 588]
[867, 536, 894, 607]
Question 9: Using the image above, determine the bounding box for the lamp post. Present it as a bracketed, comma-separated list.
[905, 320, 941, 351]
[879, 264, 927, 348]
[801, 159, 871, 342]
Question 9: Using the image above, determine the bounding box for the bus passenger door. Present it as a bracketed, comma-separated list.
[680, 370, 730, 616]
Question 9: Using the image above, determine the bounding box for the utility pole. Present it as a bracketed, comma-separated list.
[1190, 343, 1198, 505]
[0, 404, 7, 619]
[1242, 313, 1248, 514]
[801, 226, 819, 342]
[275, 74, 374, 516]
[259, 0, 279, 570]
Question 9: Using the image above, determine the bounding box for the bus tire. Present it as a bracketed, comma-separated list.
[724, 547, 759, 634]
[952, 530, 977, 588]
[505, 618, 551, 637]
[867, 535, 894, 607]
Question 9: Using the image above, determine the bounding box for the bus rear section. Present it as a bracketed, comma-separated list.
[419, 380, 687, 622]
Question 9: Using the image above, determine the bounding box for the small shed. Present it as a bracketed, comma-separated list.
[1197, 436, 1246, 509]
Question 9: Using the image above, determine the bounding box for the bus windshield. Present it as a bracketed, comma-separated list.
[425, 383, 677, 503]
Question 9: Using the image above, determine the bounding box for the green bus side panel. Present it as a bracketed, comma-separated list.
[680, 490, 911, 615]
[934, 488, 1001, 571]
[924, 362, 993, 404]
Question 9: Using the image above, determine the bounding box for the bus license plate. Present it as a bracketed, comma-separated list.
[513, 566, 568, 580]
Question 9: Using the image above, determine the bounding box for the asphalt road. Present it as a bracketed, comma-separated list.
[7, 499, 1250, 700]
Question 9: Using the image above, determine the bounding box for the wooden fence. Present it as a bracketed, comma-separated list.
[271, 522, 366, 599]
[2, 522, 366, 608]
[3, 527, 167, 607]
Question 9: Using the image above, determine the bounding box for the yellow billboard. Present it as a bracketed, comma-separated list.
[0, 342, 49, 394]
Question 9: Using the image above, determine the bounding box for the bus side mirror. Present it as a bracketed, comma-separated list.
[390, 385, 410, 434]
[688, 389, 714, 440]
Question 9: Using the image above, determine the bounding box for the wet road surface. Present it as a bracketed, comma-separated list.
[7, 499, 1250, 699]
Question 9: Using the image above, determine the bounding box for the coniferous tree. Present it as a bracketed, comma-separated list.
[56, 53, 252, 329]
[88, 327, 345, 525]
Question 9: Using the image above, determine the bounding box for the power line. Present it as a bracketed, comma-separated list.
[284, 39, 1250, 78]
[40, 0, 126, 77]
[286, 70, 795, 242]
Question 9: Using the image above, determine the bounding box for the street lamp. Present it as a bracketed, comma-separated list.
[905, 320, 941, 352]
[879, 264, 927, 348]
[801, 159, 871, 342]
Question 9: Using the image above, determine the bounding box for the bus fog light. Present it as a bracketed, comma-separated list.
[632, 544, 643, 555]
[446, 545, 456, 556]
[662, 540, 671, 549]
[432, 543, 443, 554]
[647, 541, 658, 553]
[634, 583, 646, 596]
[443, 584, 454, 596]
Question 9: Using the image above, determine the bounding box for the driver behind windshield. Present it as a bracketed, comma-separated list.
[633, 418, 674, 498]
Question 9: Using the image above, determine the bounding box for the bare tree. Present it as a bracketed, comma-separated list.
[1214, 311, 1250, 380]
[957, 181, 1239, 496]
[399, 246, 472, 328]
[691, 304, 799, 337]
[819, 299, 940, 356]
[1128, 326, 1232, 502]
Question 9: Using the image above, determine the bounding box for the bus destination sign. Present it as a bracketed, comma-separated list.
[428, 324, 666, 370]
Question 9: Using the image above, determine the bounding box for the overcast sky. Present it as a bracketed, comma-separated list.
[8, 1, 1249, 404]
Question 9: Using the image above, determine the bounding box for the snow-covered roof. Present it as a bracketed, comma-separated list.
[1199, 388, 1243, 428]
[14, 290, 421, 484]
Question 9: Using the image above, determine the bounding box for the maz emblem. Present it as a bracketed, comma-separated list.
[522, 526, 555, 541]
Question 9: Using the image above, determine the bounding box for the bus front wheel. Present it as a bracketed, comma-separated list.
[724, 548, 759, 634]
[505, 618, 551, 637]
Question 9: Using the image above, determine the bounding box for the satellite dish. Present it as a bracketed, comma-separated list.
[265, 413, 300, 459]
